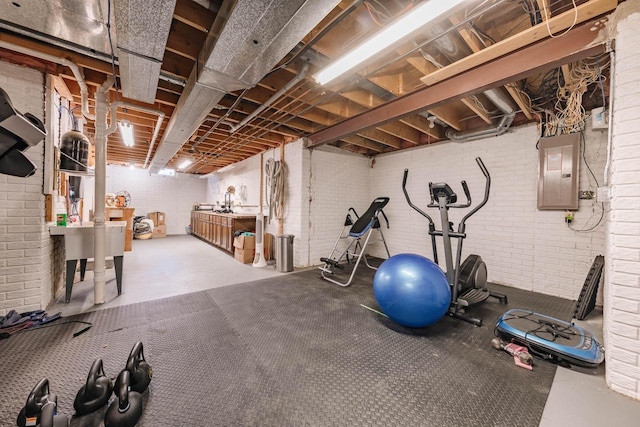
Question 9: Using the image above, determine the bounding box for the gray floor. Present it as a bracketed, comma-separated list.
[49, 235, 640, 426]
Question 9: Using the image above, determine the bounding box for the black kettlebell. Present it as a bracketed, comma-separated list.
[73, 358, 113, 415]
[17, 378, 69, 427]
[104, 370, 142, 427]
[115, 342, 152, 394]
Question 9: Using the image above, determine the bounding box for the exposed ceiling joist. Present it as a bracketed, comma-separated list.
[307, 18, 608, 148]
[420, 0, 617, 86]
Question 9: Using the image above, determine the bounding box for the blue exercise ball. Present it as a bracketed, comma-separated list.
[373, 253, 451, 328]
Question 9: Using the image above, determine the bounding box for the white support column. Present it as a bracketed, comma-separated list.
[92, 79, 112, 304]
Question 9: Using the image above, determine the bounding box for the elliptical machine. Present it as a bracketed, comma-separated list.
[402, 157, 507, 326]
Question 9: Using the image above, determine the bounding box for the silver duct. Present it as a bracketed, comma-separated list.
[425, 29, 518, 141]
[148, 0, 341, 173]
[114, 0, 177, 103]
[446, 89, 516, 142]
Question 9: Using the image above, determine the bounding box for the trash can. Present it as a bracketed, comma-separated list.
[276, 234, 295, 272]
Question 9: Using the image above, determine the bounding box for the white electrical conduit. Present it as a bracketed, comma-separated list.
[265, 158, 285, 224]
[104, 101, 165, 168]
[603, 48, 615, 187]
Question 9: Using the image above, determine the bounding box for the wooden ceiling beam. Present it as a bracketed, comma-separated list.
[505, 84, 534, 120]
[191, 126, 285, 148]
[0, 32, 115, 75]
[421, 0, 617, 86]
[399, 115, 443, 140]
[173, 0, 217, 32]
[160, 50, 194, 81]
[166, 20, 206, 60]
[405, 55, 486, 127]
[340, 135, 384, 153]
[377, 122, 421, 145]
[358, 129, 402, 149]
[449, 15, 532, 121]
[308, 18, 607, 147]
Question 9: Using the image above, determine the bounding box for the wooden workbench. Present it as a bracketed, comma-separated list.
[190, 211, 256, 253]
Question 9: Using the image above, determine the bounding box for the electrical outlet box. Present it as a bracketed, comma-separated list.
[579, 190, 595, 200]
[596, 187, 610, 203]
[592, 107, 608, 130]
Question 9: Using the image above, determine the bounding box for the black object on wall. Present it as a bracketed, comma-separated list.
[573, 255, 604, 320]
[0, 87, 46, 177]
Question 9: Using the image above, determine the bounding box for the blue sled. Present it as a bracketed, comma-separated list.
[495, 309, 604, 368]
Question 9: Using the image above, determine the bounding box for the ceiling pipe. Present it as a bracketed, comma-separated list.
[92, 75, 115, 305]
[0, 40, 95, 120]
[446, 88, 516, 142]
[103, 101, 165, 168]
[229, 61, 309, 133]
[422, 27, 519, 142]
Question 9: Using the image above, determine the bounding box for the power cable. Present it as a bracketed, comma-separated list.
[568, 131, 604, 233]
[106, 0, 120, 101]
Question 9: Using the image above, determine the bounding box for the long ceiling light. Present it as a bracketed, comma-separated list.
[314, 0, 466, 85]
[178, 159, 192, 170]
[119, 120, 135, 147]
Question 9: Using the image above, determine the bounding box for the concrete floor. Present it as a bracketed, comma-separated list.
[49, 235, 640, 425]
[49, 234, 285, 317]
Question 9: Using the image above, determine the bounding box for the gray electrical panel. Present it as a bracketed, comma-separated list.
[537, 133, 580, 210]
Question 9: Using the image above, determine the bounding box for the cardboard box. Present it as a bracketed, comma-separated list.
[264, 233, 274, 260]
[233, 234, 255, 250]
[234, 248, 254, 264]
[148, 212, 166, 226]
[152, 224, 167, 239]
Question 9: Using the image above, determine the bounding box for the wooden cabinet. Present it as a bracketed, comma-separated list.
[190, 212, 257, 254]
[106, 207, 135, 251]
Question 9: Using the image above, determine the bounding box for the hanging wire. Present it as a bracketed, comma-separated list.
[107, 0, 120, 101]
[568, 132, 604, 233]
[57, 106, 78, 130]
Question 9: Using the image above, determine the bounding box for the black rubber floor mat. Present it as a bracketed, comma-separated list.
[0, 267, 574, 426]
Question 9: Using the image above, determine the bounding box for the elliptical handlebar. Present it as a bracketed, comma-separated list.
[403, 157, 490, 229]
[402, 169, 435, 224]
[460, 157, 491, 226]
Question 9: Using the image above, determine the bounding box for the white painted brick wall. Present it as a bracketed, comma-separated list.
[105, 165, 207, 235]
[308, 145, 371, 266]
[367, 123, 606, 300]
[0, 60, 51, 315]
[604, 4, 640, 400]
[205, 140, 312, 267]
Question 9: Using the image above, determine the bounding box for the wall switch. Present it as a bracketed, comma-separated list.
[596, 187, 610, 203]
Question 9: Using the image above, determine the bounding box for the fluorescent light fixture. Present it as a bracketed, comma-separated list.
[217, 164, 236, 173]
[178, 159, 192, 169]
[314, 0, 465, 85]
[158, 168, 175, 176]
[119, 120, 135, 147]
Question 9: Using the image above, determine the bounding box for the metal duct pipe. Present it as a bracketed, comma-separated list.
[230, 62, 309, 133]
[93, 76, 114, 305]
[446, 88, 516, 142]
[104, 101, 165, 168]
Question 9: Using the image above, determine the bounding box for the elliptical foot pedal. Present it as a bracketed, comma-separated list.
[459, 288, 491, 306]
